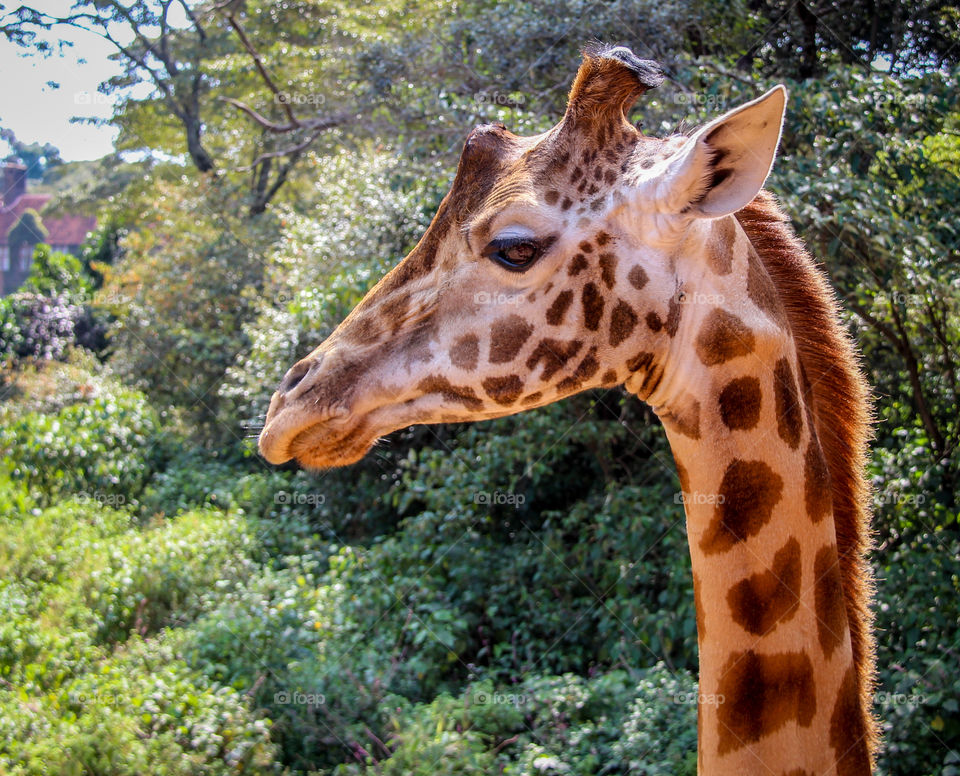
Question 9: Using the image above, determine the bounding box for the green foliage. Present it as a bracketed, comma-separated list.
[0, 383, 161, 506]
[19, 244, 91, 300]
[7, 208, 47, 249]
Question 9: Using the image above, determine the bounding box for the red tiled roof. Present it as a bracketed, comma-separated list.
[45, 214, 98, 246]
[0, 193, 95, 247]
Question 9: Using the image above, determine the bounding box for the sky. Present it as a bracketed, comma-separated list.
[0, 11, 129, 162]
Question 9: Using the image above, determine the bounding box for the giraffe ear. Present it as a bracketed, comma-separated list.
[564, 44, 664, 126]
[656, 85, 787, 218]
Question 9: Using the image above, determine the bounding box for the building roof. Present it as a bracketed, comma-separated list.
[0, 192, 96, 247]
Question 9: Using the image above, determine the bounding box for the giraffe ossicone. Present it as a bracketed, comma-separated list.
[259, 44, 875, 775]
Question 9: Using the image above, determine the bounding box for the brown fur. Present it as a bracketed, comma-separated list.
[736, 190, 877, 764]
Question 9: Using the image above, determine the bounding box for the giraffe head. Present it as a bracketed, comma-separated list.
[259, 45, 787, 468]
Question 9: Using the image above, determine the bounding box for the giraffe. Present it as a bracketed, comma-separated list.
[258, 45, 876, 775]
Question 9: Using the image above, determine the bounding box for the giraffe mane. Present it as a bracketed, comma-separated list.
[735, 189, 878, 763]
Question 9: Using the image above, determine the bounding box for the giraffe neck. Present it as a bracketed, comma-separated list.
[641, 219, 870, 775]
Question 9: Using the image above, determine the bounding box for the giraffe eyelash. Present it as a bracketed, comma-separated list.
[482, 235, 556, 272]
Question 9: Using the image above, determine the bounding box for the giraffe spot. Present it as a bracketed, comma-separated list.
[577, 178, 588, 193]
[521, 391, 543, 405]
[570, 166, 583, 183]
[601, 369, 618, 386]
[568, 253, 589, 276]
[626, 350, 654, 373]
[590, 197, 606, 211]
[781, 771, 816, 776]
[665, 295, 683, 337]
[694, 308, 756, 367]
[604, 168, 617, 185]
[578, 240, 593, 253]
[489, 315, 534, 364]
[774, 357, 803, 449]
[804, 438, 832, 523]
[596, 231, 611, 246]
[380, 292, 411, 335]
[556, 346, 600, 393]
[814, 544, 848, 659]
[636, 364, 664, 399]
[727, 537, 802, 636]
[347, 313, 381, 344]
[692, 570, 705, 640]
[645, 311, 662, 332]
[700, 459, 784, 555]
[581, 283, 604, 331]
[587, 183, 599, 196]
[716, 650, 816, 755]
[627, 265, 648, 291]
[561, 196, 573, 211]
[707, 217, 735, 275]
[482, 374, 524, 405]
[598, 253, 618, 289]
[593, 166, 603, 181]
[660, 395, 700, 439]
[830, 667, 871, 776]
[546, 289, 575, 326]
[526, 338, 583, 381]
[718, 376, 762, 430]
[417, 376, 482, 410]
[747, 246, 788, 324]
[449, 333, 479, 370]
[609, 299, 638, 347]
[544, 189, 560, 206]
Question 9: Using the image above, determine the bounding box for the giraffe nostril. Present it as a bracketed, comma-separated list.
[279, 356, 319, 395]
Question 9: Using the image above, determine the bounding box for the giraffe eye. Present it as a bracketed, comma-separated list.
[483, 237, 546, 271]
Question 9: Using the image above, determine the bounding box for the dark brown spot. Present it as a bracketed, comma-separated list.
[544, 189, 560, 206]
[525, 338, 583, 381]
[604, 169, 617, 185]
[598, 252, 617, 289]
[596, 231, 611, 247]
[716, 650, 816, 755]
[545, 289, 575, 326]
[718, 376, 762, 430]
[695, 309, 755, 366]
[581, 283, 604, 331]
[568, 253, 589, 276]
[593, 166, 603, 181]
[627, 265, 648, 290]
[556, 346, 600, 393]
[521, 391, 543, 405]
[814, 544, 848, 658]
[608, 299, 638, 347]
[660, 396, 700, 439]
[727, 537, 802, 636]
[380, 292, 412, 335]
[601, 369, 618, 386]
[417, 376, 482, 410]
[482, 375, 524, 405]
[830, 667, 871, 776]
[347, 313, 381, 345]
[561, 196, 573, 211]
[700, 459, 784, 555]
[587, 184, 599, 196]
[692, 570, 705, 641]
[804, 439, 832, 523]
[707, 217, 735, 275]
[626, 351, 655, 373]
[665, 295, 683, 337]
[579, 240, 593, 253]
[747, 246, 787, 325]
[645, 311, 662, 332]
[489, 315, 534, 364]
[449, 334, 479, 370]
[774, 357, 803, 449]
